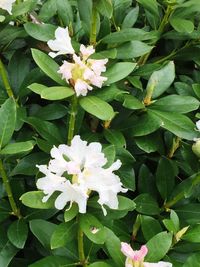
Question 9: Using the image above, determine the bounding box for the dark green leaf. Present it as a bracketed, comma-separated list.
[7, 220, 28, 249]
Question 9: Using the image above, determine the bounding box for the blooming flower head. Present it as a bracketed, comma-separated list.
[121, 242, 172, 267]
[47, 27, 75, 58]
[47, 27, 108, 97]
[0, 0, 15, 14]
[58, 44, 108, 97]
[36, 135, 127, 215]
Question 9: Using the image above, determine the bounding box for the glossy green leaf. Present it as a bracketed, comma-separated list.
[79, 96, 115, 120]
[0, 98, 16, 150]
[104, 129, 126, 147]
[149, 109, 198, 140]
[150, 95, 199, 113]
[117, 41, 153, 59]
[24, 23, 56, 41]
[122, 94, 145, 110]
[30, 219, 57, 249]
[29, 256, 72, 267]
[0, 241, 19, 267]
[7, 220, 28, 249]
[51, 221, 77, 249]
[28, 83, 74, 100]
[183, 253, 200, 267]
[12, 0, 37, 16]
[89, 263, 112, 267]
[170, 18, 194, 33]
[64, 203, 79, 222]
[121, 6, 139, 29]
[141, 215, 162, 240]
[134, 193, 160, 215]
[31, 49, 66, 85]
[104, 227, 125, 267]
[145, 232, 172, 261]
[0, 141, 35, 155]
[104, 62, 137, 85]
[183, 225, 200, 242]
[96, 0, 113, 18]
[102, 28, 158, 43]
[80, 214, 106, 244]
[20, 191, 56, 209]
[146, 61, 175, 98]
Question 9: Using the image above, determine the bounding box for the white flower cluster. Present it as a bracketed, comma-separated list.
[0, 0, 15, 14]
[47, 27, 108, 97]
[36, 135, 127, 215]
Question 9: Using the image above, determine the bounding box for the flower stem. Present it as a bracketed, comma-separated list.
[0, 58, 15, 99]
[67, 96, 78, 145]
[0, 159, 21, 218]
[90, 1, 98, 46]
[78, 221, 87, 267]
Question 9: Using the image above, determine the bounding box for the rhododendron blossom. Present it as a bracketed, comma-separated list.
[0, 0, 15, 14]
[36, 135, 127, 215]
[121, 242, 172, 267]
[47, 27, 108, 97]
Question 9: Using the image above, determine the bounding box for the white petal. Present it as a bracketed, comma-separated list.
[80, 44, 95, 59]
[196, 120, 200, 131]
[47, 27, 74, 58]
[0, 0, 15, 14]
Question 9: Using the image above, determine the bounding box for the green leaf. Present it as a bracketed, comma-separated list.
[183, 253, 200, 267]
[117, 41, 153, 59]
[122, 94, 145, 110]
[141, 215, 162, 240]
[149, 109, 198, 140]
[134, 193, 160, 215]
[104, 227, 125, 267]
[96, 0, 113, 18]
[56, 0, 73, 26]
[104, 129, 126, 148]
[64, 203, 79, 222]
[103, 144, 116, 168]
[192, 84, 200, 99]
[146, 61, 175, 99]
[104, 62, 137, 85]
[25, 117, 63, 144]
[7, 220, 28, 249]
[156, 157, 178, 200]
[135, 132, 161, 153]
[131, 111, 162, 136]
[145, 232, 172, 261]
[121, 6, 139, 29]
[136, 0, 159, 18]
[31, 49, 66, 86]
[80, 214, 106, 244]
[30, 219, 57, 249]
[20, 191, 56, 209]
[12, 0, 37, 16]
[51, 221, 77, 249]
[29, 256, 72, 267]
[79, 96, 115, 120]
[150, 95, 199, 113]
[24, 23, 57, 41]
[0, 141, 35, 155]
[175, 204, 200, 224]
[170, 18, 194, 33]
[0, 98, 16, 150]
[0, 241, 19, 267]
[183, 225, 200, 242]
[28, 83, 74, 100]
[89, 263, 112, 267]
[34, 103, 68, 121]
[102, 28, 158, 43]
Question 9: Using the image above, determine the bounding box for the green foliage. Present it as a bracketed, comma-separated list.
[0, 0, 200, 266]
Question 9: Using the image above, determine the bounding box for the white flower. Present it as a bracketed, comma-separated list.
[196, 120, 200, 131]
[47, 27, 74, 58]
[47, 27, 108, 96]
[121, 243, 172, 267]
[0, 0, 15, 14]
[36, 135, 127, 215]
